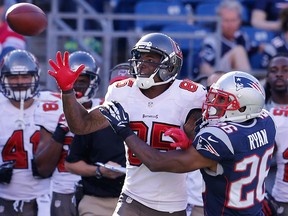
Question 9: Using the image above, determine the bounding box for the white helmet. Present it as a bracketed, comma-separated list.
[203, 71, 265, 123]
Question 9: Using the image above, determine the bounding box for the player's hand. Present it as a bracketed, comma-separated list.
[52, 114, 69, 144]
[48, 51, 85, 91]
[0, 161, 15, 184]
[102, 161, 125, 179]
[99, 101, 134, 140]
[164, 128, 191, 150]
[194, 117, 208, 134]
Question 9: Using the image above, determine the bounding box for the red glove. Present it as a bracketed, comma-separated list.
[164, 128, 192, 150]
[48, 51, 85, 91]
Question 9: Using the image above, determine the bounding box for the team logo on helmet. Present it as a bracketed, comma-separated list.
[171, 40, 183, 59]
[234, 76, 264, 96]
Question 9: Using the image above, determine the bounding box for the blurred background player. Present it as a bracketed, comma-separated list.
[109, 62, 133, 85]
[0, 49, 58, 215]
[251, 0, 288, 31]
[264, 54, 288, 116]
[64, 58, 126, 216]
[262, 54, 288, 215]
[199, 0, 252, 76]
[64, 61, 132, 216]
[33, 51, 101, 216]
[269, 105, 288, 216]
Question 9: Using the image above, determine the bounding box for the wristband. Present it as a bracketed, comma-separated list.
[62, 89, 74, 94]
[119, 128, 135, 140]
[52, 124, 67, 144]
[95, 166, 103, 179]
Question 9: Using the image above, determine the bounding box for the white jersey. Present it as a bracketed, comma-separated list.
[187, 170, 204, 207]
[270, 105, 288, 202]
[34, 96, 102, 194]
[0, 91, 58, 200]
[105, 78, 206, 212]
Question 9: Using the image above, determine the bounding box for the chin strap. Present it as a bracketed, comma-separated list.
[15, 98, 25, 130]
[136, 73, 174, 89]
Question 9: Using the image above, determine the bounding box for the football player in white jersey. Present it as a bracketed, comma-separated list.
[0, 49, 58, 216]
[269, 105, 288, 216]
[48, 33, 207, 215]
[264, 54, 288, 216]
[34, 51, 102, 216]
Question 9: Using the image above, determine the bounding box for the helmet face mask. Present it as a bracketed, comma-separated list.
[128, 33, 183, 89]
[0, 50, 40, 102]
[204, 87, 241, 120]
[69, 51, 100, 103]
[203, 71, 265, 123]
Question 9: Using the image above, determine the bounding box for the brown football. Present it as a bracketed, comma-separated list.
[5, 3, 47, 36]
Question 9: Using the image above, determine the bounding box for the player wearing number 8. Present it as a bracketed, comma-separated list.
[48, 33, 207, 215]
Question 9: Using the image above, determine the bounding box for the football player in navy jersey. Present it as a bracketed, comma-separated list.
[100, 71, 277, 216]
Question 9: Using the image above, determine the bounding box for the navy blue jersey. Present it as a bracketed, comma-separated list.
[254, 0, 286, 22]
[261, 33, 288, 68]
[193, 110, 276, 216]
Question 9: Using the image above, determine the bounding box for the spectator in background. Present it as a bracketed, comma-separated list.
[34, 51, 101, 216]
[199, 0, 252, 77]
[251, 0, 288, 32]
[261, 8, 288, 69]
[64, 62, 127, 216]
[0, 0, 26, 60]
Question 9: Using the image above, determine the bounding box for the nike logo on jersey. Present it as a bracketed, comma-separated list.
[196, 136, 220, 157]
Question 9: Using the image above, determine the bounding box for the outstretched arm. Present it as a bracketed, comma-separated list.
[48, 51, 108, 134]
[125, 134, 215, 173]
[100, 101, 217, 173]
[61, 92, 108, 134]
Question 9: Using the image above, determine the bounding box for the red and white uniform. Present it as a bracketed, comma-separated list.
[105, 78, 206, 212]
[0, 91, 57, 201]
[34, 96, 102, 194]
[270, 105, 288, 202]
